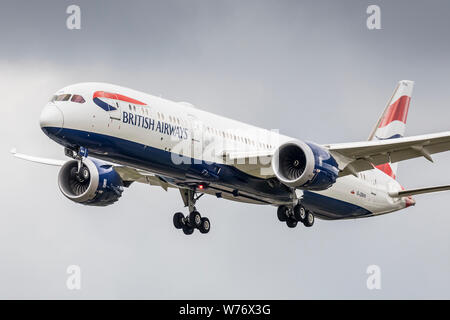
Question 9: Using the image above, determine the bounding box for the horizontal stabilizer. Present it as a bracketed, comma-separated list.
[389, 185, 450, 198]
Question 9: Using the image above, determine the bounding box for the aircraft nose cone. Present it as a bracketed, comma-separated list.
[40, 104, 63, 133]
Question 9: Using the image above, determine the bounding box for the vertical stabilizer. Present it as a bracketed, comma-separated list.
[368, 80, 414, 179]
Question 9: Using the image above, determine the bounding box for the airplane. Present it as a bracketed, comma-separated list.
[12, 80, 450, 235]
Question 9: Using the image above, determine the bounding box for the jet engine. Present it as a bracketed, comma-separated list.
[272, 140, 339, 190]
[58, 158, 124, 206]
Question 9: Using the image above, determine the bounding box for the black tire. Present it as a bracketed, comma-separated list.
[277, 206, 288, 222]
[199, 217, 211, 234]
[189, 210, 202, 227]
[293, 204, 306, 222]
[286, 218, 298, 228]
[182, 226, 194, 235]
[173, 212, 184, 229]
[80, 166, 90, 180]
[303, 211, 315, 227]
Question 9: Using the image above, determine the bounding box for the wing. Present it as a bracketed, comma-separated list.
[220, 149, 275, 178]
[325, 131, 450, 176]
[112, 166, 172, 190]
[11, 148, 172, 191]
[11, 148, 67, 166]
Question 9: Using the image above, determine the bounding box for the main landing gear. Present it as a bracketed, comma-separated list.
[277, 203, 315, 228]
[173, 188, 211, 235]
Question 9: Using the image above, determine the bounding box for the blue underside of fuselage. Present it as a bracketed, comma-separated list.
[302, 191, 371, 220]
[41, 126, 372, 219]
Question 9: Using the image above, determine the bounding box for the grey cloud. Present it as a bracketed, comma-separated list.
[0, 0, 449, 299]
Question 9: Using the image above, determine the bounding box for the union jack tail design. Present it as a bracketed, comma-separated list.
[368, 80, 414, 179]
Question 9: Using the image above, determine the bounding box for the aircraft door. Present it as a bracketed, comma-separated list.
[108, 94, 121, 121]
[188, 114, 203, 163]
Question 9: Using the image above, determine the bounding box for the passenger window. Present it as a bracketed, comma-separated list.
[71, 95, 85, 103]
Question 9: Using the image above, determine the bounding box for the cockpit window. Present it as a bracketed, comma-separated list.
[55, 94, 72, 101]
[71, 95, 86, 103]
[50, 93, 85, 103]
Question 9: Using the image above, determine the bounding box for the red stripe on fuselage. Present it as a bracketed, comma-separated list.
[378, 95, 410, 128]
[375, 163, 396, 180]
[93, 91, 146, 105]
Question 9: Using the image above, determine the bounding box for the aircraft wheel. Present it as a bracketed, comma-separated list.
[303, 211, 315, 227]
[173, 212, 185, 229]
[199, 217, 211, 234]
[189, 210, 202, 227]
[293, 204, 306, 222]
[80, 166, 90, 181]
[182, 225, 194, 235]
[286, 218, 298, 228]
[277, 206, 289, 222]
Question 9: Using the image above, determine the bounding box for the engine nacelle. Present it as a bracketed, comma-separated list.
[272, 140, 339, 190]
[58, 158, 124, 206]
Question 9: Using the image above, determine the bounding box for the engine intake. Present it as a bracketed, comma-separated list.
[58, 158, 124, 206]
[272, 140, 339, 190]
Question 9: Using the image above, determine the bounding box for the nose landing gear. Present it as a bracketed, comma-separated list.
[65, 147, 90, 182]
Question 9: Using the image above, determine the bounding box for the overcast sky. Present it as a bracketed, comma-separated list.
[0, 0, 449, 299]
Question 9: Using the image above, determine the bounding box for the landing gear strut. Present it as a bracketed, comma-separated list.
[65, 147, 89, 182]
[277, 203, 315, 228]
[173, 188, 211, 235]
